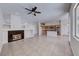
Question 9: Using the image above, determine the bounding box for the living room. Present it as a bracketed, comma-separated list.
[0, 3, 77, 56]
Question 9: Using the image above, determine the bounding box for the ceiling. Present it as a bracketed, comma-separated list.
[0, 3, 71, 23]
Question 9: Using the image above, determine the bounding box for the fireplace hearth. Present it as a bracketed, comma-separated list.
[8, 30, 24, 42]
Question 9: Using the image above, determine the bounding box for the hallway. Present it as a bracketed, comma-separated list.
[0, 36, 73, 56]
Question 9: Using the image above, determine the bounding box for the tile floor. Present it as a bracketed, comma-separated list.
[0, 36, 73, 56]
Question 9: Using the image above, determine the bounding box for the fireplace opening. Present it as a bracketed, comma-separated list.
[8, 30, 24, 42]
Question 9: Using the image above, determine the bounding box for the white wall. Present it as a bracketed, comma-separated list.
[24, 23, 38, 38]
[0, 9, 5, 53]
[10, 13, 22, 29]
[60, 13, 70, 36]
[0, 9, 4, 27]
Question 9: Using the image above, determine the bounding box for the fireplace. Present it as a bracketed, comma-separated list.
[8, 30, 24, 42]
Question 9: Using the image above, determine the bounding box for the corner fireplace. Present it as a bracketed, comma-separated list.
[8, 30, 24, 42]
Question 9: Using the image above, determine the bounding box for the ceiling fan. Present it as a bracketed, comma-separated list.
[25, 6, 41, 16]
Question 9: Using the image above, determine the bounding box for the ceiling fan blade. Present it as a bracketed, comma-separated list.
[27, 11, 32, 14]
[35, 11, 41, 13]
[25, 8, 32, 11]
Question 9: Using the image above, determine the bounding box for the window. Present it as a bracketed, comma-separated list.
[73, 4, 79, 40]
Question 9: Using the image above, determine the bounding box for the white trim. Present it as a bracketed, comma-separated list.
[72, 3, 79, 41]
